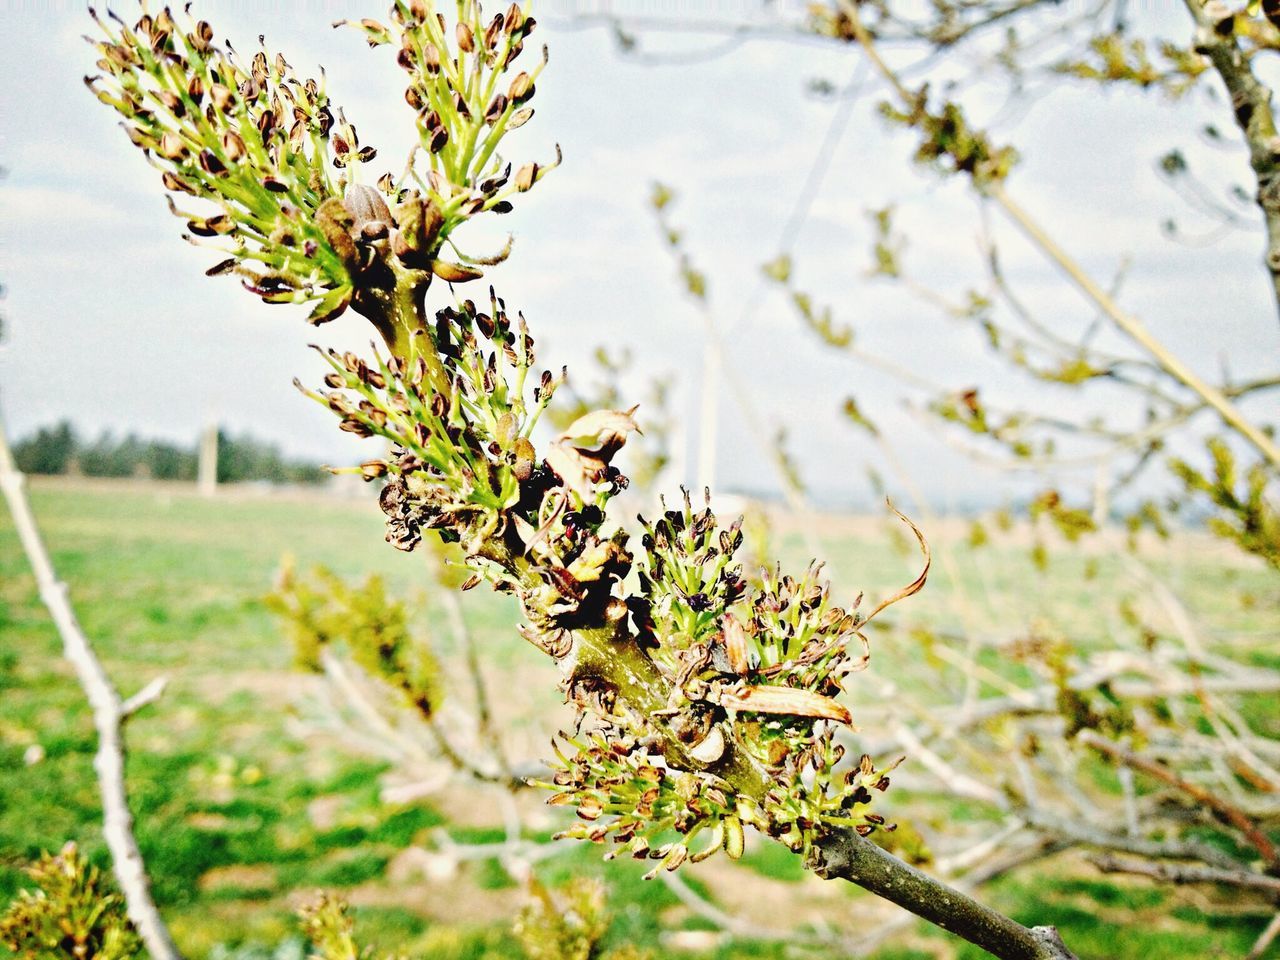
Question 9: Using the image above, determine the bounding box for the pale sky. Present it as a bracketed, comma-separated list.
[2, 1, 1277, 509]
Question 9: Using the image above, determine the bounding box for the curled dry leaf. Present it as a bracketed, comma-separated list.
[863, 499, 931, 624]
[718, 685, 854, 728]
[545, 406, 641, 498]
[720, 612, 751, 675]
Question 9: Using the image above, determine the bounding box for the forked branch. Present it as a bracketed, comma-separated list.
[0, 412, 181, 960]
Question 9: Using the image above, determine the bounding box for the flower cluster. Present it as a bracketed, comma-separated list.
[0, 843, 140, 960]
[541, 490, 897, 864]
[338, 1, 553, 200]
[86, 6, 361, 319]
[546, 729, 751, 878]
[265, 562, 445, 719]
[86, 1, 557, 348]
[299, 286, 548, 551]
[89, 0, 923, 881]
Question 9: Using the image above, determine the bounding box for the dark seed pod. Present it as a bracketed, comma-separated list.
[360, 459, 389, 480]
[198, 149, 227, 176]
[456, 21, 475, 53]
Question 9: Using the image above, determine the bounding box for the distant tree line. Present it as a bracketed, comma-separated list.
[13, 421, 328, 485]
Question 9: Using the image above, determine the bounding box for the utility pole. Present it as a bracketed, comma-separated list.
[197, 423, 218, 497]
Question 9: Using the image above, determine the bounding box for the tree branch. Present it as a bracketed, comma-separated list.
[1078, 730, 1279, 868]
[0, 414, 181, 960]
[988, 184, 1280, 469]
[1183, 0, 1280, 322]
[1088, 853, 1280, 895]
[836, 0, 1280, 469]
[808, 830, 1078, 960]
[479, 538, 1079, 960]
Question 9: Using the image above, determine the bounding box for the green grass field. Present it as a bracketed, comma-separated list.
[2, 479, 1276, 959]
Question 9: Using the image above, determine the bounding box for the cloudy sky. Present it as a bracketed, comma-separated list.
[2, 1, 1276, 509]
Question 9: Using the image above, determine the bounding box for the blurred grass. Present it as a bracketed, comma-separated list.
[1, 479, 1277, 959]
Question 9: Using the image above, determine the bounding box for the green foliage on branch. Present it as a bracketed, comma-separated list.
[89, 0, 922, 888]
[266, 562, 446, 717]
[0, 844, 141, 960]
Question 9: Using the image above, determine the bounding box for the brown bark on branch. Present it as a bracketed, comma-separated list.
[0, 414, 182, 960]
[1078, 730, 1279, 869]
[809, 830, 1079, 960]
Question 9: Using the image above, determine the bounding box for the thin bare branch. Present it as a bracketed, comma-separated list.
[809, 830, 1079, 960]
[1078, 730, 1278, 867]
[1183, 0, 1280, 321]
[0, 414, 181, 960]
[1248, 911, 1280, 960]
[1088, 853, 1280, 895]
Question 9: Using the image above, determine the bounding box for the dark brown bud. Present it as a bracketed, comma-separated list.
[161, 170, 197, 195]
[158, 90, 185, 118]
[514, 162, 537, 192]
[198, 149, 227, 176]
[339, 418, 374, 437]
[158, 132, 188, 160]
[484, 93, 507, 123]
[456, 21, 475, 53]
[186, 214, 232, 237]
[210, 83, 234, 111]
[504, 3, 524, 33]
[193, 20, 214, 52]
[359, 459, 388, 480]
[187, 75, 204, 104]
[428, 127, 448, 153]
[221, 130, 247, 160]
[409, 0, 429, 19]
[205, 257, 237, 276]
[257, 108, 276, 138]
[422, 42, 440, 73]
[484, 14, 503, 50]
[508, 71, 532, 102]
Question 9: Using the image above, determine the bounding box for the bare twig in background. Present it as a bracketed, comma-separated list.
[1249, 911, 1280, 960]
[422, 546, 513, 779]
[1088, 853, 1280, 896]
[1182, 0, 1280, 322]
[1078, 730, 1279, 868]
[988, 183, 1280, 468]
[0, 412, 181, 960]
